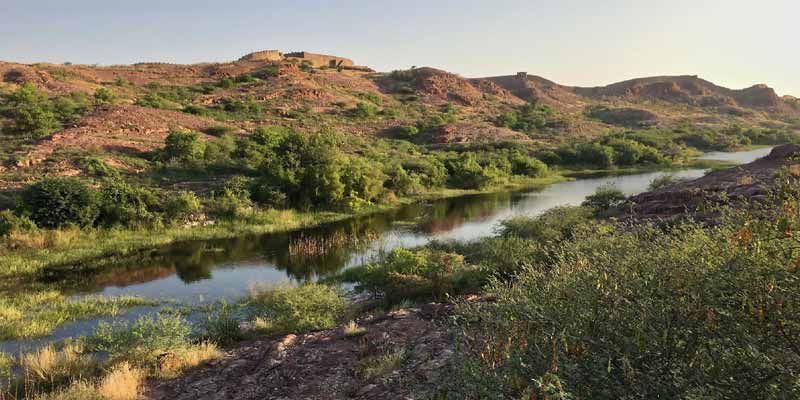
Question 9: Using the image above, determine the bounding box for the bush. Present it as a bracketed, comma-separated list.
[581, 185, 627, 215]
[451, 203, 800, 398]
[396, 125, 419, 140]
[447, 153, 497, 190]
[509, 151, 548, 177]
[498, 206, 592, 243]
[93, 88, 117, 105]
[96, 179, 157, 227]
[351, 102, 378, 119]
[0, 210, 36, 237]
[4, 82, 59, 137]
[247, 284, 347, 334]
[338, 248, 480, 304]
[164, 191, 202, 224]
[20, 177, 98, 228]
[164, 130, 204, 161]
[87, 314, 191, 358]
[134, 93, 170, 109]
[648, 174, 689, 190]
[53, 92, 90, 125]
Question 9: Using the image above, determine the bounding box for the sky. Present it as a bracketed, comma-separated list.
[2, 0, 797, 95]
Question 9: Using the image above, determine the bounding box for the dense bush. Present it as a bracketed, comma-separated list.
[338, 248, 482, 304]
[581, 185, 628, 215]
[351, 102, 378, 119]
[447, 153, 497, 189]
[449, 195, 800, 398]
[3, 82, 59, 137]
[96, 179, 158, 227]
[93, 88, 116, 105]
[246, 284, 347, 334]
[164, 130, 205, 161]
[88, 314, 191, 358]
[498, 206, 592, 243]
[496, 101, 554, 134]
[20, 177, 98, 228]
[0, 210, 36, 237]
[164, 191, 202, 224]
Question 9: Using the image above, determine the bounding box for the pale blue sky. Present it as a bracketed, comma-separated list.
[2, 0, 797, 95]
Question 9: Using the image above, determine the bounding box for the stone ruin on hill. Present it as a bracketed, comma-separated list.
[238, 50, 362, 69]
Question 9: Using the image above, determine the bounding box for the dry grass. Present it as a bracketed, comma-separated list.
[356, 347, 407, 382]
[157, 342, 222, 378]
[97, 362, 144, 400]
[21, 343, 96, 383]
[343, 320, 367, 337]
[38, 381, 103, 400]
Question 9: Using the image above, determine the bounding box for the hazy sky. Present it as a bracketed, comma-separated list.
[2, 0, 797, 95]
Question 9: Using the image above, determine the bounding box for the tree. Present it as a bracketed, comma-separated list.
[4, 82, 59, 137]
[21, 177, 98, 228]
[164, 130, 204, 161]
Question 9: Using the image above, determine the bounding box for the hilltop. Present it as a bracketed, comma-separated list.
[0, 48, 798, 193]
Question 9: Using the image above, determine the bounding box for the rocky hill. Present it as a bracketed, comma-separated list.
[0, 49, 798, 187]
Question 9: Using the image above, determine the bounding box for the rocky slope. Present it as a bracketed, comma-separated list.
[146, 304, 456, 400]
[629, 144, 800, 219]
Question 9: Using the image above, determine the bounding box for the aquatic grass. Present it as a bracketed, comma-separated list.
[0, 292, 158, 340]
[288, 230, 378, 257]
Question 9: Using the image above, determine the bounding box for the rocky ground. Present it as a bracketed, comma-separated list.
[629, 143, 800, 220]
[145, 304, 456, 400]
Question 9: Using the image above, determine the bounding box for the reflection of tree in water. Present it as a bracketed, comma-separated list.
[64, 190, 527, 292]
[415, 192, 513, 234]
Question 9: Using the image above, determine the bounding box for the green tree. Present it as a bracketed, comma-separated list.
[20, 177, 98, 228]
[164, 130, 205, 161]
[4, 82, 59, 137]
[93, 87, 117, 105]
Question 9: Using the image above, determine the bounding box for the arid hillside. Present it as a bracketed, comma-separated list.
[1, 49, 798, 187]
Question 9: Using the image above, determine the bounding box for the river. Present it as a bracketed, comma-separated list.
[0, 146, 773, 353]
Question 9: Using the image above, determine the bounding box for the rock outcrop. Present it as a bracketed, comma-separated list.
[628, 144, 800, 220]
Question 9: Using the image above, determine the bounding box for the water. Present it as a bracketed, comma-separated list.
[2, 148, 772, 353]
[695, 146, 774, 163]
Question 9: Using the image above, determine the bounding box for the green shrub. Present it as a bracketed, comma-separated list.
[4, 82, 59, 137]
[509, 151, 548, 177]
[648, 174, 689, 191]
[351, 102, 378, 119]
[247, 284, 347, 334]
[96, 179, 157, 227]
[200, 302, 244, 346]
[450, 201, 800, 398]
[134, 93, 171, 109]
[0, 210, 36, 237]
[164, 191, 202, 224]
[396, 125, 419, 140]
[447, 153, 497, 189]
[164, 130, 204, 161]
[205, 125, 236, 137]
[20, 177, 98, 228]
[581, 185, 627, 216]
[93, 88, 116, 105]
[338, 248, 480, 304]
[53, 92, 90, 125]
[79, 157, 118, 178]
[87, 314, 191, 358]
[498, 206, 592, 243]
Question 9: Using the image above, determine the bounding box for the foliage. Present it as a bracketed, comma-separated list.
[93, 88, 117, 105]
[648, 174, 689, 190]
[351, 102, 378, 119]
[581, 185, 628, 215]
[20, 177, 98, 228]
[496, 101, 555, 134]
[0, 209, 36, 237]
[164, 191, 202, 224]
[164, 130, 205, 161]
[246, 284, 347, 334]
[3, 82, 59, 137]
[449, 193, 800, 398]
[447, 153, 497, 190]
[87, 314, 192, 358]
[338, 248, 480, 304]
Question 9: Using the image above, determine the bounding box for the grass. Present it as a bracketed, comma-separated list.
[0, 292, 157, 340]
[356, 347, 407, 382]
[343, 320, 367, 337]
[245, 283, 348, 335]
[96, 362, 144, 400]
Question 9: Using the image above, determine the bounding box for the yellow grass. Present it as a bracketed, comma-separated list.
[97, 362, 144, 400]
[21, 343, 95, 383]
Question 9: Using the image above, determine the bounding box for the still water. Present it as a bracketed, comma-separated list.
[1, 147, 772, 352]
